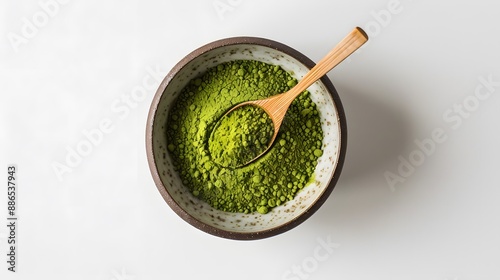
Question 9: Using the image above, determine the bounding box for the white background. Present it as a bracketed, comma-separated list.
[1, 0, 500, 279]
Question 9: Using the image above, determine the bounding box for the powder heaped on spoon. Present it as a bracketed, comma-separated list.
[209, 105, 274, 168]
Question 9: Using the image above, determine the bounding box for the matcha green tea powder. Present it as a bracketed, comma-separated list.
[166, 60, 323, 214]
[209, 105, 274, 168]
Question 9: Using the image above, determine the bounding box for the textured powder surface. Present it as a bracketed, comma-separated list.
[166, 60, 323, 214]
[209, 105, 274, 168]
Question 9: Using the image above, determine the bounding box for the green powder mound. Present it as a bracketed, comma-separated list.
[209, 105, 274, 168]
[166, 60, 324, 214]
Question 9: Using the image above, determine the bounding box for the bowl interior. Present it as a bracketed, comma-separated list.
[149, 40, 343, 238]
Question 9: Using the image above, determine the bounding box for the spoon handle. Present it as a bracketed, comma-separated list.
[286, 27, 368, 100]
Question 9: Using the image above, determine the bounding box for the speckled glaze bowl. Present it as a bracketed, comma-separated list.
[146, 37, 347, 240]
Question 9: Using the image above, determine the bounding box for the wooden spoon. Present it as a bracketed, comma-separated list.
[214, 27, 368, 167]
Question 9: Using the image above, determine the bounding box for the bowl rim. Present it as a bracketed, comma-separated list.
[146, 36, 347, 240]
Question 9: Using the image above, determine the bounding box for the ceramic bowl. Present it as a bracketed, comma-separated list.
[146, 37, 347, 240]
